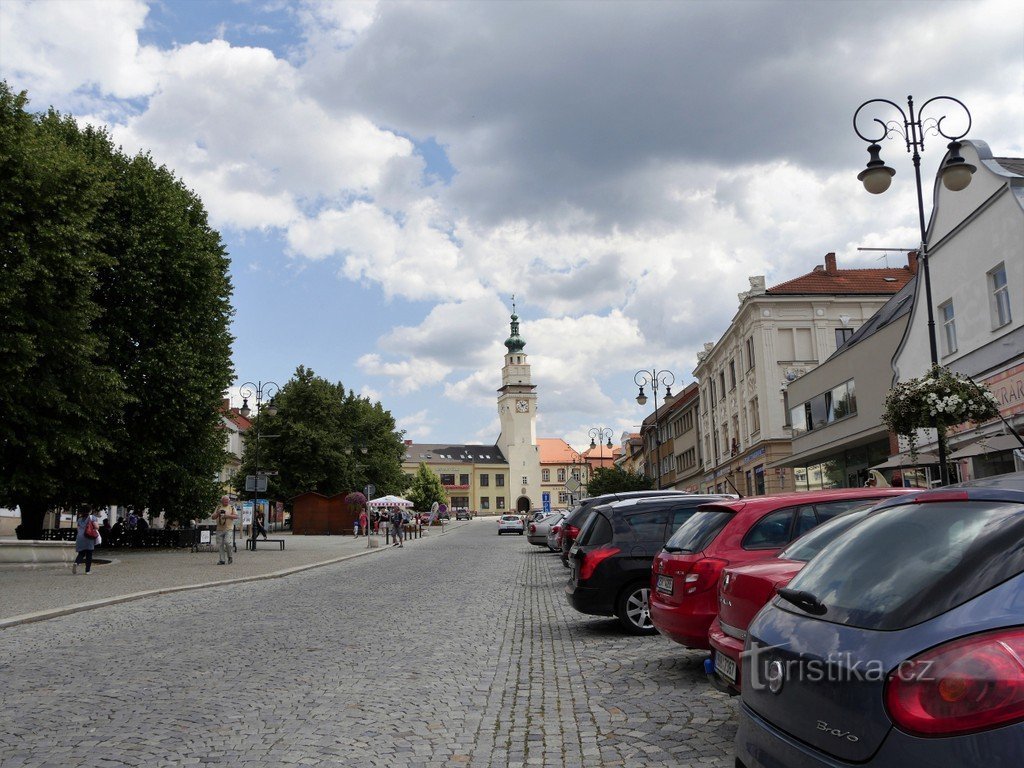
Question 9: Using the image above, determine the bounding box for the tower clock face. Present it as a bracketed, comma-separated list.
[515, 399, 529, 413]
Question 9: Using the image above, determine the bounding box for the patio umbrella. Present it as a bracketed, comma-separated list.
[870, 451, 939, 470]
[367, 494, 414, 508]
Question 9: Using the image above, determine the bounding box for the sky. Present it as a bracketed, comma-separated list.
[2, 0, 1022, 452]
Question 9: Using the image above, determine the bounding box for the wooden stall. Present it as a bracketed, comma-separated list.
[290, 492, 358, 535]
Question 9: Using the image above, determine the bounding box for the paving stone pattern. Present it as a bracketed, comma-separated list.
[1, 522, 736, 767]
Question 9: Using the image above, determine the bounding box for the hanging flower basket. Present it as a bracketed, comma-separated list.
[344, 492, 367, 512]
[882, 365, 1000, 459]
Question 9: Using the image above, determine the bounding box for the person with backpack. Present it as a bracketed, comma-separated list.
[73, 508, 100, 575]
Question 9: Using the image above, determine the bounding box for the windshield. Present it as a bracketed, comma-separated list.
[782, 501, 1024, 630]
[777, 505, 875, 562]
[664, 508, 733, 553]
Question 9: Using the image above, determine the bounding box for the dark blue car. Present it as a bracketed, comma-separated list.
[736, 472, 1024, 767]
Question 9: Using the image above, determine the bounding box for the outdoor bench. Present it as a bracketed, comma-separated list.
[246, 538, 285, 551]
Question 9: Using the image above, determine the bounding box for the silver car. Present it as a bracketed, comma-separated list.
[497, 514, 525, 535]
[527, 512, 565, 547]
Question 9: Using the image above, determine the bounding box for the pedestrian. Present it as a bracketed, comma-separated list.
[127, 511, 139, 530]
[213, 495, 237, 565]
[390, 507, 404, 547]
[72, 508, 100, 575]
[253, 509, 268, 540]
[359, 508, 368, 538]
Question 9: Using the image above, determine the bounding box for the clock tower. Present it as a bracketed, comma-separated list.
[497, 302, 542, 512]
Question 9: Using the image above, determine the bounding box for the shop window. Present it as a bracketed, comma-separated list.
[754, 465, 765, 495]
[496, 497, 505, 510]
[481, 497, 490, 509]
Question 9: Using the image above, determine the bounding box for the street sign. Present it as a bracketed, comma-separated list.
[364, 483, 376, 499]
[244, 475, 267, 492]
[542, 491, 551, 513]
[564, 478, 581, 493]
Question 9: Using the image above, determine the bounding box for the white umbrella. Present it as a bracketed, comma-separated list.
[367, 494, 414, 508]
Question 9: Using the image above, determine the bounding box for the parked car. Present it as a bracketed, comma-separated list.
[528, 512, 565, 547]
[565, 495, 730, 634]
[708, 493, 914, 693]
[649, 488, 914, 650]
[735, 472, 1024, 768]
[497, 514, 525, 535]
[546, 514, 567, 552]
[559, 490, 693, 566]
[456, 509, 472, 521]
[525, 509, 550, 526]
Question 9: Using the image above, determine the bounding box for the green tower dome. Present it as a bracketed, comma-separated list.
[504, 311, 526, 353]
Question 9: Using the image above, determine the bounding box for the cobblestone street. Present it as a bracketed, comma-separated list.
[1, 521, 737, 767]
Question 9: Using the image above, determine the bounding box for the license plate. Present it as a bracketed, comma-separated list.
[714, 652, 737, 683]
[656, 574, 673, 594]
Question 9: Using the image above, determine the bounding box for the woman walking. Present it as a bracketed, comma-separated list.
[73, 508, 100, 575]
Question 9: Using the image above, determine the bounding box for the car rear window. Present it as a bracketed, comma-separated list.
[780, 501, 1024, 630]
[577, 511, 613, 546]
[777, 506, 875, 562]
[664, 508, 733, 553]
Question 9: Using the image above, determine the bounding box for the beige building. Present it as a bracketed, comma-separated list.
[774, 278, 915, 488]
[694, 253, 914, 496]
[665, 383, 703, 492]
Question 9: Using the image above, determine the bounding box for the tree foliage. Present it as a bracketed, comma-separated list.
[0, 83, 234, 532]
[234, 366, 406, 505]
[585, 466, 653, 496]
[405, 462, 448, 512]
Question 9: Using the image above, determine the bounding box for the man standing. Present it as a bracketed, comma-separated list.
[214, 496, 237, 565]
[390, 507, 404, 547]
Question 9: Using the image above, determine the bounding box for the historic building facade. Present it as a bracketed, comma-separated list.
[694, 253, 914, 496]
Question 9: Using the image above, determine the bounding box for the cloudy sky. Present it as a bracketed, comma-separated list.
[2, 0, 1021, 451]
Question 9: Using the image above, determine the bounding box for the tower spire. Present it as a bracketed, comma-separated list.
[505, 295, 525, 353]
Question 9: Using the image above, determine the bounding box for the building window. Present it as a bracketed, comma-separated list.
[459, 474, 469, 486]
[557, 468, 566, 482]
[777, 327, 814, 360]
[790, 405, 808, 436]
[940, 300, 957, 355]
[481, 497, 490, 510]
[558, 492, 569, 505]
[440, 473, 455, 486]
[728, 359, 736, 390]
[746, 336, 755, 370]
[682, 410, 693, 432]
[719, 371, 727, 400]
[750, 397, 760, 434]
[990, 264, 1012, 328]
[480, 474, 489, 487]
[754, 465, 765, 495]
[496, 497, 505, 510]
[835, 327, 855, 347]
[542, 468, 550, 482]
[495, 474, 504, 487]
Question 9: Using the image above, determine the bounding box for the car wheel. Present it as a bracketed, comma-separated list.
[615, 581, 657, 635]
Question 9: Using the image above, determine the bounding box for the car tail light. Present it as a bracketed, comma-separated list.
[579, 545, 621, 581]
[529, 524, 536, 534]
[565, 525, 580, 541]
[885, 628, 1024, 736]
[552, 525, 561, 534]
[681, 558, 728, 595]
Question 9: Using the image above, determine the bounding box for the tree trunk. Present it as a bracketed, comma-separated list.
[17, 499, 49, 539]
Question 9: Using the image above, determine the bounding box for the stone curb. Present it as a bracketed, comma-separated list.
[0, 521, 469, 630]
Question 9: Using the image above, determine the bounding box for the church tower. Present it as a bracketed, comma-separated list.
[497, 301, 542, 512]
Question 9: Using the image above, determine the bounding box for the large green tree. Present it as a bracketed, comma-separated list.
[235, 366, 406, 506]
[0, 84, 234, 531]
[0, 85, 125, 534]
[585, 466, 653, 496]
[405, 462, 447, 512]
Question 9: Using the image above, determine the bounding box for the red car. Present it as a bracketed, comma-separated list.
[706, 492, 914, 692]
[648, 488, 914, 651]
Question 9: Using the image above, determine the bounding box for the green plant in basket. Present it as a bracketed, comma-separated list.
[883, 366, 1000, 460]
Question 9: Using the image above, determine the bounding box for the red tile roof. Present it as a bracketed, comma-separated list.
[768, 266, 912, 295]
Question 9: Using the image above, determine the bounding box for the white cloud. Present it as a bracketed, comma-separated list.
[356, 353, 451, 395]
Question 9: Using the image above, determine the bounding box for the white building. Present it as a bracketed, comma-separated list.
[694, 253, 914, 495]
[891, 140, 1024, 478]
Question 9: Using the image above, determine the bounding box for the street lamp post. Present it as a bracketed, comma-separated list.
[853, 95, 976, 486]
[634, 368, 675, 490]
[564, 445, 588, 507]
[239, 380, 279, 541]
[343, 445, 371, 544]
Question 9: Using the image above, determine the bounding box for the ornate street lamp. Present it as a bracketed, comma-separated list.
[588, 427, 614, 450]
[239, 380, 280, 540]
[853, 95, 974, 485]
[634, 368, 675, 490]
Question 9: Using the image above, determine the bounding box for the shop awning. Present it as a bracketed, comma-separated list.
[948, 434, 1024, 460]
[870, 451, 939, 470]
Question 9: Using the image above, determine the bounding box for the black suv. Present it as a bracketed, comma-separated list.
[559, 490, 691, 567]
[565, 494, 729, 634]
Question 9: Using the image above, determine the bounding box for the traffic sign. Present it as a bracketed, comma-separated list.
[542, 491, 551, 513]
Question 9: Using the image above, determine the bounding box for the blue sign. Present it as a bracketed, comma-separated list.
[542, 491, 551, 513]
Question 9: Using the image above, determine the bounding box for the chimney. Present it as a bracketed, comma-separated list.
[907, 251, 919, 275]
[824, 252, 837, 273]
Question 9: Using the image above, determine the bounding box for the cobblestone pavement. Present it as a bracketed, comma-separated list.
[1, 520, 737, 767]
